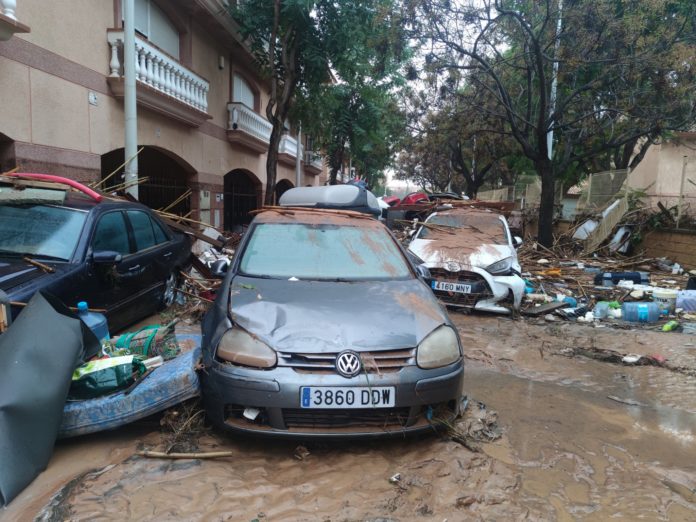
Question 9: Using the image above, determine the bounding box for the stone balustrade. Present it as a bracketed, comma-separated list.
[0, 0, 17, 20]
[107, 30, 209, 114]
[279, 134, 302, 159]
[305, 151, 323, 171]
[227, 102, 273, 149]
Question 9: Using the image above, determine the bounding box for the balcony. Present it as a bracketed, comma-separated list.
[0, 0, 30, 41]
[304, 151, 323, 175]
[226, 102, 272, 153]
[277, 134, 302, 167]
[107, 30, 211, 127]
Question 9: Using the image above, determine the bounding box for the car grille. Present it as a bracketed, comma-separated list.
[277, 348, 416, 374]
[282, 407, 412, 429]
[429, 268, 493, 307]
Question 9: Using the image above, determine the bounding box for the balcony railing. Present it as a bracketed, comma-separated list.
[107, 30, 210, 126]
[277, 134, 303, 166]
[227, 102, 272, 153]
[304, 151, 323, 174]
[0, 0, 16, 19]
[0, 0, 30, 40]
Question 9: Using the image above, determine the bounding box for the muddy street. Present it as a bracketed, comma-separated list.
[5, 315, 696, 521]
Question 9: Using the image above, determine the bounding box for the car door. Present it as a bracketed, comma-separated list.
[85, 210, 134, 327]
[123, 210, 177, 310]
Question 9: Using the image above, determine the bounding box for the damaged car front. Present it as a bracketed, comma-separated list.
[408, 208, 525, 314]
[200, 209, 464, 437]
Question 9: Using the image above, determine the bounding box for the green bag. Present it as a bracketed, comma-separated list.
[69, 355, 146, 400]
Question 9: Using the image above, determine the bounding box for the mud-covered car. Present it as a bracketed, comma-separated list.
[408, 208, 524, 314]
[201, 208, 464, 437]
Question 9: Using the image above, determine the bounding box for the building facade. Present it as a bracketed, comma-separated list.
[0, 0, 326, 230]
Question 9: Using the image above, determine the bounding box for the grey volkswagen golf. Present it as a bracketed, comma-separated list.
[200, 207, 464, 437]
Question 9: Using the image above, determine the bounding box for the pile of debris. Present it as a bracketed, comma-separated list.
[518, 242, 696, 331]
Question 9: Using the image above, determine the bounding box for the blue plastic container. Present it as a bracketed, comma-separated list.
[622, 302, 660, 323]
[76, 301, 110, 342]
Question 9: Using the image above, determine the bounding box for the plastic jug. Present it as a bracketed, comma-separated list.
[76, 301, 110, 342]
[622, 302, 660, 323]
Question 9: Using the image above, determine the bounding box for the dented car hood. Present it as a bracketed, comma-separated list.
[408, 239, 516, 270]
[228, 275, 448, 353]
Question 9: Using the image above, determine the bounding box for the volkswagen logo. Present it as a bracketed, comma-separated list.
[445, 261, 461, 272]
[335, 350, 362, 378]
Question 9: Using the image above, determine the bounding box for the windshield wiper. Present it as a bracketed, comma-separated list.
[0, 249, 67, 262]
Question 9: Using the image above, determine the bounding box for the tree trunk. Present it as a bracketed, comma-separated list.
[264, 125, 283, 205]
[536, 160, 555, 247]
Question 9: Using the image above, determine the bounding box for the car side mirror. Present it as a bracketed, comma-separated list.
[416, 264, 431, 280]
[210, 259, 229, 278]
[514, 236, 523, 248]
[92, 250, 122, 264]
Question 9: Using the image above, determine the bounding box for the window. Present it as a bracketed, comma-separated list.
[418, 213, 508, 244]
[240, 223, 413, 281]
[92, 212, 131, 255]
[233, 74, 255, 109]
[0, 205, 87, 261]
[129, 0, 180, 59]
[127, 211, 157, 251]
[152, 217, 169, 244]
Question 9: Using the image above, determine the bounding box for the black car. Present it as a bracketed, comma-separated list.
[0, 185, 192, 333]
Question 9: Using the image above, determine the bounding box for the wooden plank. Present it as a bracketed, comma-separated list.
[521, 301, 566, 317]
[160, 216, 225, 250]
[191, 255, 214, 279]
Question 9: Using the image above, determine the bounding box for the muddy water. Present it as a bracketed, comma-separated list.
[4, 316, 696, 521]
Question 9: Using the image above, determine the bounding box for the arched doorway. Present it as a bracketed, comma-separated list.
[100, 147, 194, 215]
[274, 179, 294, 204]
[224, 169, 261, 231]
[0, 133, 15, 173]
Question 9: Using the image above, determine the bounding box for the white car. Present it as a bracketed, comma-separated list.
[408, 208, 525, 314]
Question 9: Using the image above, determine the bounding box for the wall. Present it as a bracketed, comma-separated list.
[640, 229, 696, 269]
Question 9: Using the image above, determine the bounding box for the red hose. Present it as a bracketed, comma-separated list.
[5, 172, 103, 202]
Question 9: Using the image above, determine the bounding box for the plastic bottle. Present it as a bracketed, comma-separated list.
[593, 302, 610, 319]
[622, 302, 660, 323]
[76, 301, 110, 342]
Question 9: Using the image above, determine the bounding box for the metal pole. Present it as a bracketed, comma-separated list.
[295, 124, 302, 188]
[677, 155, 688, 229]
[123, 0, 139, 199]
[547, 0, 563, 160]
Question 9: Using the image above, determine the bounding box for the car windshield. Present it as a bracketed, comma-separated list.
[0, 204, 87, 261]
[418, 213, 508, 244]
[239, 223, 413, 281]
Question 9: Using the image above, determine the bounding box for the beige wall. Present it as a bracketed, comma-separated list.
[628, 137, 696, 209]
[16, 0, 113, 74]
[0, 0, 327, 223]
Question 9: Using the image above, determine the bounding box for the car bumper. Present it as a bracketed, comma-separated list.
[201, 360, 464, 438]
[428, 266, 525, 314]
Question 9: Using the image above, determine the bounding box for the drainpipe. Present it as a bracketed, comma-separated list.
[295, 124, 302, 188]
[123, 0, 139, 199]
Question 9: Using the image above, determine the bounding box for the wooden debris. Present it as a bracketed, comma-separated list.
[136, 450, 234, 459]
[22, 256, 55, 273]
[521, 301, 566, 317]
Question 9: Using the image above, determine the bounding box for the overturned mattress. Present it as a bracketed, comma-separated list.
[59, 335, 202, 439]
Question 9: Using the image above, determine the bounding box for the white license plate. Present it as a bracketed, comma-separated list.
[300, 386, 396, 409]
[432, 280, 472, 293]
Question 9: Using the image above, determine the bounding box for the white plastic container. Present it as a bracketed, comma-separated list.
[653, 288, 678, 315]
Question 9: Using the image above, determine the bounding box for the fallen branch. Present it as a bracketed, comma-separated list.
[137, 450, 234, 459]
[23, 257, 55, 273]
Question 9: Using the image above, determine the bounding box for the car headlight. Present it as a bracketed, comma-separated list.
[485, 257, 513, 275]
[416, 325, 461, 369]
[216, 328, 277, 369]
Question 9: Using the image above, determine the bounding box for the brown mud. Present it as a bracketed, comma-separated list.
[4, 316, 696, 521]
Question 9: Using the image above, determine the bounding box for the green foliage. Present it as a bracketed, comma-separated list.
[232, 1, 409, 195]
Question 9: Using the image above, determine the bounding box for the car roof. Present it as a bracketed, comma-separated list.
[428, 207, 504, 220]
[253, 207, 385, 229]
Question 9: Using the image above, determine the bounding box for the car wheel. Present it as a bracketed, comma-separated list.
[160, 271, 178, 309]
